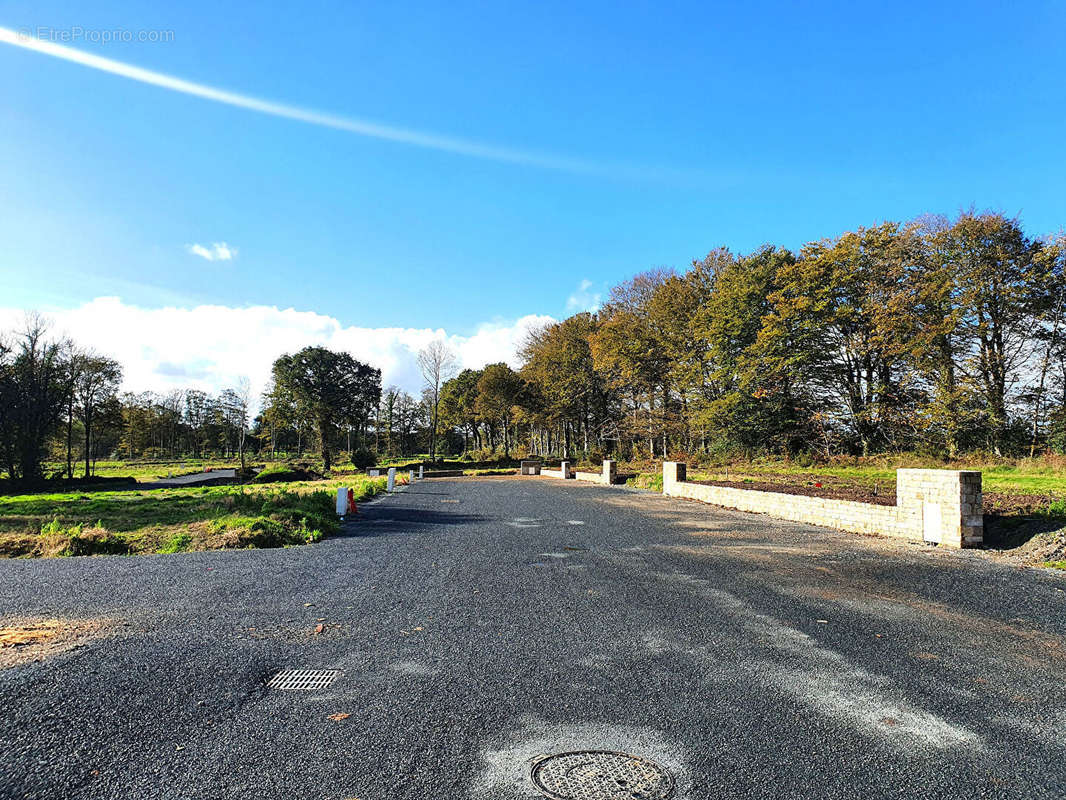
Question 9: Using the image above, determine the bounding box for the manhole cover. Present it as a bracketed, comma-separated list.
[266, 669, 341, 690]
[530, 751, 674, 799]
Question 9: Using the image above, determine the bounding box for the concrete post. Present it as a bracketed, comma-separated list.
[387, 467, 396, 492]
[560, 461, 572, 479]
[662, 461, 687, 496]
[408, 469, 414, 483]
[603, 459, 617, 484]
[418, 464, 424, 479]
[336, 487, 348, 517]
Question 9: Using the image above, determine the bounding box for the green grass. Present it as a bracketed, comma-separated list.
[0, 476, 388, 558]
[626, 473, 663, 492]
[1042, 560, 1066, 570]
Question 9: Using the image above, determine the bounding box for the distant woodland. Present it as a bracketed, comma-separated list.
[3, 210, 1064, 485]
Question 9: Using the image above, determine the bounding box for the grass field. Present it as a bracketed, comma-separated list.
[0, 476, 391, 558]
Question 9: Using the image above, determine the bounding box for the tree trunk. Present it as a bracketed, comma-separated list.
[430, 389, 439, 463]
[65, 394, 74, 480]
[318, 418, 332, 471]
[83, 404, 93, 478]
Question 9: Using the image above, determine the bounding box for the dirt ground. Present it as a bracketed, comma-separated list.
[689, 478, 897, 505]
[0, 618, 115, 669]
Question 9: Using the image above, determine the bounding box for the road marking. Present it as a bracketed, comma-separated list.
[506, 518, 543, 528]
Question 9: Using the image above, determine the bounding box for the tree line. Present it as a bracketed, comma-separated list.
[1, 315, 124, 485]
[438, 211, 1066, 461]
[0, 323, 392, 485]
[5, 209, 1063, 486]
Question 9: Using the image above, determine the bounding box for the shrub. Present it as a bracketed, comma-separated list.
[350, 448, 377, 470]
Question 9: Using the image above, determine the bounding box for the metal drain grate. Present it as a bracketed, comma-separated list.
[530, 751, 674, 799]
[266, 669, 341, 691]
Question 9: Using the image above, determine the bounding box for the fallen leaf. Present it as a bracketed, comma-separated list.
[316, 618, 326, 622]
[313, 624, 324, 635]
[304, 603, 313, 607]
[816, 619, 829, 624]
[412, 626, 423, 631]
[328, 713, 351, 721]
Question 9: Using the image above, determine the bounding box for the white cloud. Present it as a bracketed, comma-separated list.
[185, 242, 237, 262]
[565, 278, 601, 313]
[0, 298, 554, 405]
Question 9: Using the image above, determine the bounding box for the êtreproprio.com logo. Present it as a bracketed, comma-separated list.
[17, 26, 175, 45]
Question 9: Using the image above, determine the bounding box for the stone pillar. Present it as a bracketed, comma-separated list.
[663, 461, 687, 496]
[387, 467, 396, 492]
[602, 459, 617, 484]
[418, 464, 424, 479]
[895, 469, 983, 548]
[560, 461, 572, 479]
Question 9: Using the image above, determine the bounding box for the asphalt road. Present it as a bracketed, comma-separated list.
[144, 469, 238, 488]
[2, 477, 1064, 799]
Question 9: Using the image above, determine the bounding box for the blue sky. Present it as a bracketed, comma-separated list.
[1, 1, 1065, 392]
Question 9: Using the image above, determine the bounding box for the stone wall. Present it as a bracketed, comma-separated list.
[541, 461, 573, 480]
[574, 460, 617, 485]
[662, 462, 982, 549]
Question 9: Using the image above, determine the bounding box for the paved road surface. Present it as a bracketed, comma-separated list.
[2, 477, 1064, 799]
[143, 469, 237, 488]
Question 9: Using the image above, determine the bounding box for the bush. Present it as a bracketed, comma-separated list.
[251, 468, 300, 484]
[350, 448, 377, 470]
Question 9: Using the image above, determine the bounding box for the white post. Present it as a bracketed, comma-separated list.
[418, 464, 424, 479]
[387, 467, 396, 492]
[408, 469, 414, 483]
[336, 487, 348, 517]
[603, 459, 617, 484]
[663, 462, 686, 495]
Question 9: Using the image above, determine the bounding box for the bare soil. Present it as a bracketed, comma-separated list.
[0, 617, 114, 669]
[689, 478, 896, 506]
